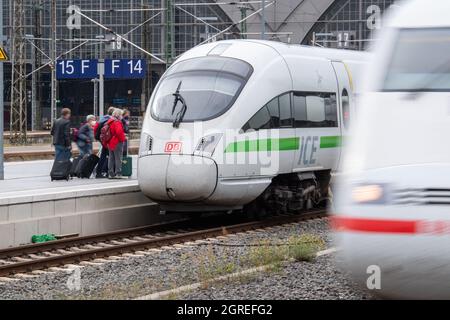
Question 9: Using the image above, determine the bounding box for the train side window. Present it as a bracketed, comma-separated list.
[306, 95, 325, 123]
[243, 106, 271, 131]
[279, 93, 293, 127]
[341, 89, 350, 128]
[324, 94, 338, 126]
[293, 93, 307, 128]
[266, 97, 280, 128]
[293, 92, 338, 128]
[242, 92, 296, 131]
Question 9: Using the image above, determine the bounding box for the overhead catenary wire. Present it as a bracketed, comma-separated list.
[174, 1, 267, 5]
[123, 11, 164, 36]
[175, 5, 222, 33]
[81, 8, 166, 12]
[24, 40, 90, 79]
[74, 9, 166, 64]
[197, 0, 275, 46]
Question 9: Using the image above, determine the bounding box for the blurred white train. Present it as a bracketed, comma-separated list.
[332, 0, 450, 299]
[138, 40, 367, 214]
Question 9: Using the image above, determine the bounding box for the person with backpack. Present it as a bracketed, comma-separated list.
[94, 106, 115, 178]
[50, 108, 72, 161]
[101, 108, 126, 179]
[76, 115, 96, 156]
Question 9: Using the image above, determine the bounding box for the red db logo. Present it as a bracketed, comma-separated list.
[164, 142, 182, 153]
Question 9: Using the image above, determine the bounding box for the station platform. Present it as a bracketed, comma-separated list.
[0, 157, 165, 249]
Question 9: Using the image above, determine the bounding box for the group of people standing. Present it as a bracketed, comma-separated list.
[50, 106, 130, 179]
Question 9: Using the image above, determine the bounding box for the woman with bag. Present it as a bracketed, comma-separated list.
[103, 109, 126, 179]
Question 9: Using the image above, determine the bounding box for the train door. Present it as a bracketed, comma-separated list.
[331, 61, 353, 170]
[292, 90, 341, 173]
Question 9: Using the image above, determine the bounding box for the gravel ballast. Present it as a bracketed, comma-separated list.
[0, 217, 373, 300]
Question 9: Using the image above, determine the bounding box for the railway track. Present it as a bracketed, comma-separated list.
[0, 209, 327, 278]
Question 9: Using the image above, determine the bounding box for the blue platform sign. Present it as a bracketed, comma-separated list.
[104, 59, 146, 79]
[56, 59, 98, 79]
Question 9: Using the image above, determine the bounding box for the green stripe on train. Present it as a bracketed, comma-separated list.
[224, 135, 342, 153]
[320, 136, 342, 148]
[224, 137, 300, 153]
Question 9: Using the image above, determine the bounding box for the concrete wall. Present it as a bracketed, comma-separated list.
[0, 182, 166, 248]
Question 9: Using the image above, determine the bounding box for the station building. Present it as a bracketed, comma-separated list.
[1, 0, 395, 129]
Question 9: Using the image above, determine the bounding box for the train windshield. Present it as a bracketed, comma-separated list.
[383, 28, 450, 92]
[151, 56, 252, 122]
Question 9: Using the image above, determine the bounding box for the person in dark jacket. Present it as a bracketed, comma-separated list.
[77, 115, 96, 156]
[50, 108, 72, 161]
[106, 109, 126, 179]
[121, 109, 130, 157]
[121, 109, 130, 134]
[94, 106, 115, 178]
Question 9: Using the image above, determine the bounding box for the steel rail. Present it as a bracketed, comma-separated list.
[0, 209, 327, 276]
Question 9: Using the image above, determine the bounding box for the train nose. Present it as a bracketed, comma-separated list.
[138, 154, 218, 202]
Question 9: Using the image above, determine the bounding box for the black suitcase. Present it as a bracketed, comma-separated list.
[50, 159, 72, 181]
[70, 155, 82, 177]
[76, 154, 99, 178]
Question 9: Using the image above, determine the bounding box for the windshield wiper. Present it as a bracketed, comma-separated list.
[171, 81, 188, 128]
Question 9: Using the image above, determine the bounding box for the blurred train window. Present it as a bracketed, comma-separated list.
[383, 28, 450, 92]
[279, 93, 293, 127]
[342, 89, 350, 128]
[293, 92, 337, 128]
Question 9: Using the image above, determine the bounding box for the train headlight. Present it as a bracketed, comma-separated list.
[351, 184, 389, 204]
[139, 133, 153, 157]
[194, 133, 223, 157]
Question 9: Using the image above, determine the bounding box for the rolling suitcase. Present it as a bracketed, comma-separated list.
[121, 143, 132, 177]
[50, 159, 72, 181]
[76, 154, 99, 178]
[70, 155, 82, 178]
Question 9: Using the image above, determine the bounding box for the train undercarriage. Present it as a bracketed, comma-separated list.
[243, 170, 332, 218]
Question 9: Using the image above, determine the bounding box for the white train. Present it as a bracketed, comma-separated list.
[331, 0, 450, 299]
[138, 40, 367, 214]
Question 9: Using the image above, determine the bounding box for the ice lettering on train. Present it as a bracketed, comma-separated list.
[298, 136, 318, 165]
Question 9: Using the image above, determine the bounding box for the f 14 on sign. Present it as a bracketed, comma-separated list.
[104, 59, 146, 79]
[56, 58, 146, 80]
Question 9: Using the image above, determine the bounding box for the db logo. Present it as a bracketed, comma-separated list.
[165, 142, 182, 153]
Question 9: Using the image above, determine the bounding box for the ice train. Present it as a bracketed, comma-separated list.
[331, 0, 450, 299]
[137, 40, 368, 214]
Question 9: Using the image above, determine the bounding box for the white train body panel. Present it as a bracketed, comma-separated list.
[331, 0, 450, 299]
[138, 40, 367, 211]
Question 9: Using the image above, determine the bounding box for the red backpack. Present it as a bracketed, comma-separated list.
[71, 122, 85, 142]
[100, 120, 113, 147]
